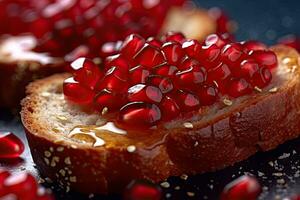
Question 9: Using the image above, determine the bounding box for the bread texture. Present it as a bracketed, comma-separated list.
[20, 45, 300, 194]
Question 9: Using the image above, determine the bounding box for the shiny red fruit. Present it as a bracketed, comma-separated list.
[0, 132, 24, 159]
[182, 39, 201, 58]
[104, 54, 130, 72]
[127, 84, 163, 103]
[147, 75, 174, 94]
[0, 170, 10, 196]
[129, 65, 151, 85]
[162, 32, 186, 44]
[199, 43, 221, 67]
[176, 90, 200, 111]
[251, 67, 272, 88]
[94, 89, 126, 113]
[179, 57, 200, 70]
[161, 41, 185, 65]
[153, 64, 178, 79]
[207, 62, 231, 83]
[63, 77, 95, 104]
[119, 102, 162, 128]
[160, 96, 180, 121]
[197, 84, 219, 106]
[221, 43, 244, 66]
[97, 67, 129, 93]
[124, 180, 162, 200]
[3, 173, 38, 200]
[176, 65, 206, 90]
[249, 50, 278, 69]
[242, 40, 267, 54]
[134, 44, 165, 69]
[227, 78, 252, 98]
[121, 34, 145, 59]
[205, 34, 227, 48]
[146, 37, 162, 48]
[71, 58, 103, 90]
[221, 175, 262, 200]
[239, 59, 259, 79]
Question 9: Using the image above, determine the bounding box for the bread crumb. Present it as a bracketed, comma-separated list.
[254, 86, 262, 92]
[187, 192, 195, 197]
[57, 147, 64, 152]
[44, 151, 51, 158]
[127, 145, 136, 153]
[180, 174, 188, 180]
[269, 87, 278, 93]
[223, 98, 232, 106]
[64, 157, 72, 165]
[183, 122, 193, 129]
[160, 181, 170, 188]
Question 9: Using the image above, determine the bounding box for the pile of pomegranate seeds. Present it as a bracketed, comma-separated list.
[0, 0, 186, 58]
[0, 132, 24, 159]
[0, 170, 54, 200]
[124, 180, 162, 200]
[63, 32, 277, 128]
[220, 175, 262, 200]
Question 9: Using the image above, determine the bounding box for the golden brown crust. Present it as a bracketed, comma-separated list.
[20, 46, 300, 195]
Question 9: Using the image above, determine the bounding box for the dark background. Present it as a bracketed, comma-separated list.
[1, 0, 300, 200]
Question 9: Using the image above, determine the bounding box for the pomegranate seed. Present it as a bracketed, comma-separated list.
[153, 64, 178, 78]
[97, 67, 129, 93]
[63, 77, 95, 104]
[127, 84, 163, 103]
[242, 40, 267, 53]
[176, 65, 206, 90]
[161, 41, 185, 65]
[124, 180, 162, 200]
[134, 44, 165, 69]
[179, 57, 200, 70]
[221, 175, 262, 200]
[119, 102, 162, 128]
[251, 67, 272, 88]
[197, 84, 219, 106]
[176, 90, 200, 111]
[4, 172, 38, 200]
[205, 34, 227, 48]
[199, 43, 221, 67]
[239, 59, 259, 79]
[71, 58, 103, 90]
[207, 62, 231, 83]
[278, 35, 300, 51]
[249, 50, 278, 69]
[182, 39, 201, 58]
[147, 75, 174, 94]
[104, 54, 130, 72]
[221, 43, 244, 66]
[160, 96, 180, 121]
[94, 89, 126, 113]
[121, 34, 145, 59]
[227, 78, 252, 98]
[129, 65, 151, 85]
[0, 132, 24, 159]
[162, 32, 186, 44]
[146, 37, 162, 48]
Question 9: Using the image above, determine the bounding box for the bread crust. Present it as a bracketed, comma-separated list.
[20, 46, 300, 194]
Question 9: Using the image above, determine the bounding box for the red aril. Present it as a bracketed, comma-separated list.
[207, 62, 231, 83]
[119, 102, 162, 128]
[63, 77, 95, 104]
[153, 64, 178, 78]
[146, 37, 162, 48]
[124, 180, 162, 200]
[129, 65, 151, 85]
[221, 175, 262, 200]
[0, 170, 10, 196]
[205, 34, 227, 48]
[162, 32, 186, 44]
[147, 75, 174, 94]
[127, 84, 163, 103]
[242, 40, 267, 54]
[121, 34, 145, 59]
[239, 59, 259, 79]
[104, 54, 130, 72]
[71, 57, 103, 90]
[161, 41, 185, 65]
[182, 39, 201, 58]
[179, 57, 200, 70]
[227, 78, 252, 98]
[3, 172, 38, 200]
[176, 90, 200, 112]
[160, 96, 180, 121]
[251, 67, 272, 88]
[176, 65, 206, 90]
[221, 43, 244, 66]
[134, 44, 165, 69]
[197, 84, 219, 106]
[249, 50, 278, 69]
[94, 89, 126, 113]
[199, 43, 221, 67]
[0, 132, 24, 159]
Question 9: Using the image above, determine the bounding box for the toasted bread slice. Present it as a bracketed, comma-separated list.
[0, 35, 65, 109]
[20, 45, 300, 194]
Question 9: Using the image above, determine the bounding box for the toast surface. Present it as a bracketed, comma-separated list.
[20, 45, 300, 194]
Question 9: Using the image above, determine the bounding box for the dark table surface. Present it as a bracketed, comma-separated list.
[1, 0, 300, 199]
